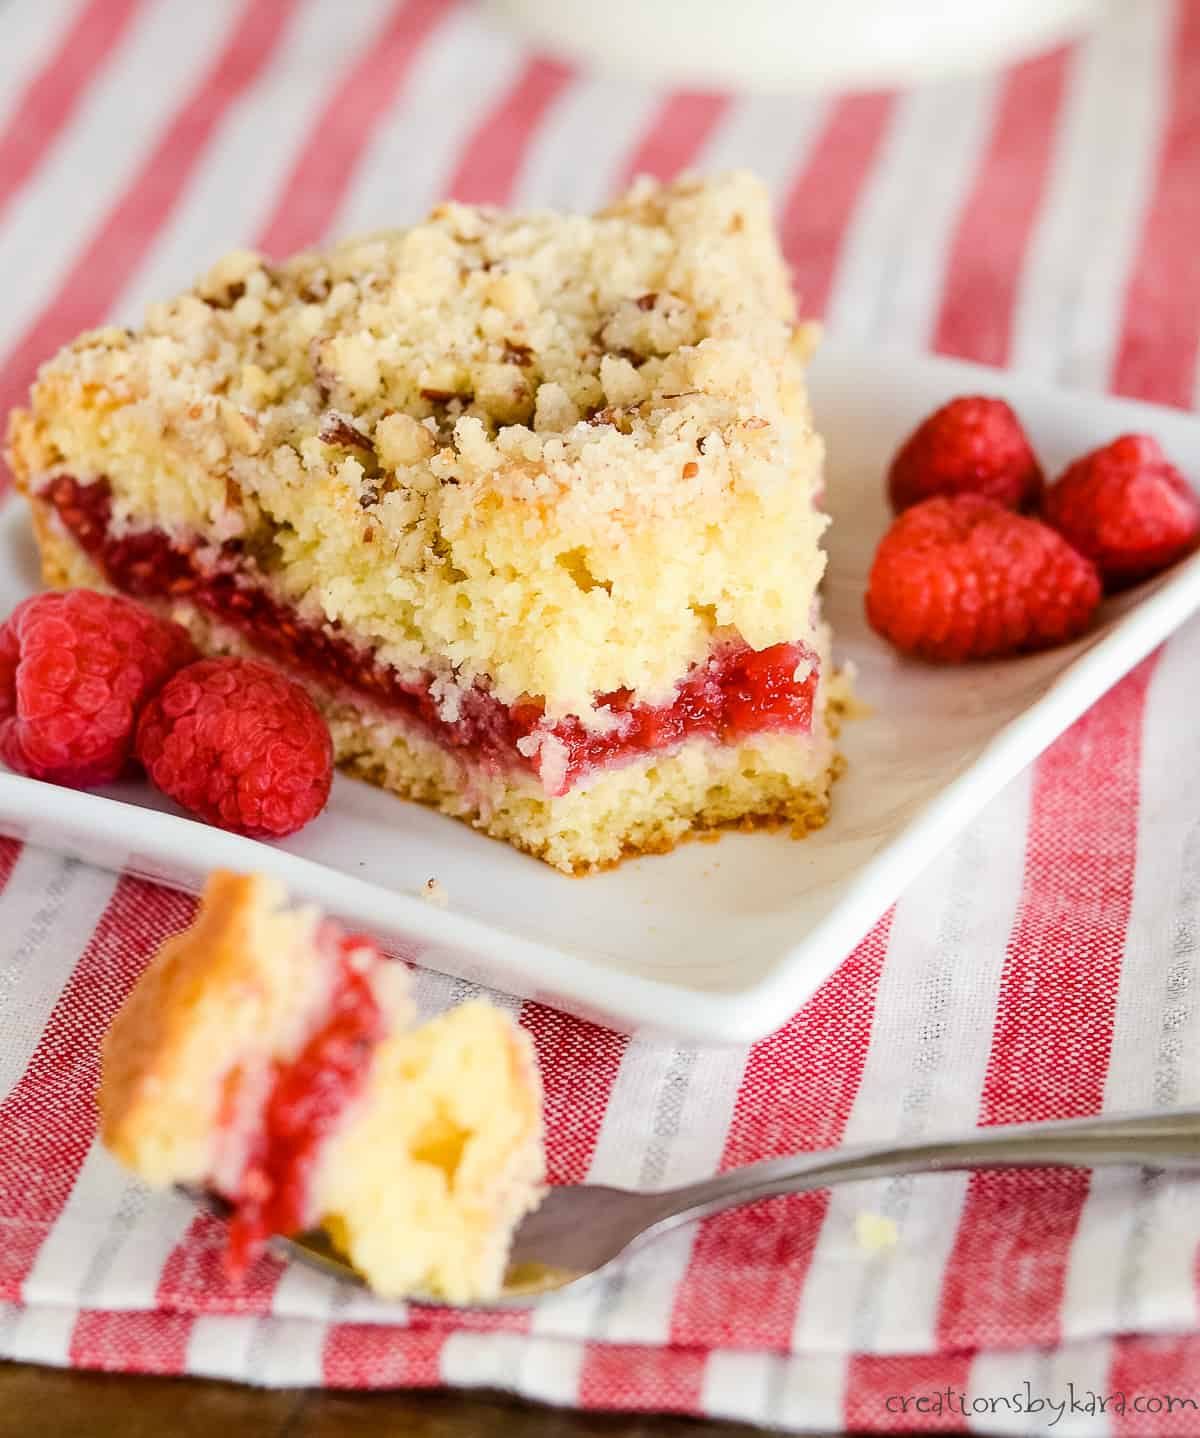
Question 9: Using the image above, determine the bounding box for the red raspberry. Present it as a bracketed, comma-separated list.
[1042, 433, 1200, 589]
[135, 658, 332, 837]
[0, 590, 196, 788]
[866, 494, 1101, 663]
[888, 396, 1043, 512]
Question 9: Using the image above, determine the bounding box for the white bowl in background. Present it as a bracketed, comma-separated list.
[482, 0, 1111, 93]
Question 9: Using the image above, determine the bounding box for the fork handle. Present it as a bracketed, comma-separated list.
[648, 1107, 1200, 1230]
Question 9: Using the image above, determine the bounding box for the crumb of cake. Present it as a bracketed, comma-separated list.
[422, 877, 449, 908]
[854, 1211, 900, 1253]
[826, 663, 869, 723]
[99, 871, 543, 1304]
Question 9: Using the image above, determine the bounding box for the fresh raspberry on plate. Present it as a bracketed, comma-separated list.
[136, 657, 333, 837]
[0, 590, 197, 788]
[1042, 433, 1200, 589]
[887, 396, 1043, 512]
[866, 494, 1101, 663]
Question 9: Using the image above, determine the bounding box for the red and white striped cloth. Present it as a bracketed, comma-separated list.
[2, 0, 1200, 1430]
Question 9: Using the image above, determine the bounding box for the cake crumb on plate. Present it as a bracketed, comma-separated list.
[422, 877, 449, 908]
[854, 1211, 899, 1252]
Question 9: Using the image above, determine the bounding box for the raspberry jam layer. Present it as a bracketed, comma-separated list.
[44, 476, 819, 796]
[225, 928, 384, 1275]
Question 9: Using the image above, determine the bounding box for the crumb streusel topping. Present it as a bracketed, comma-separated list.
[9, 172, 827, 724]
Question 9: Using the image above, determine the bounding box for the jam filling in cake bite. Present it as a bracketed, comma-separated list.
[222, 924, 385, 1273]
[43, 474, 821, 797]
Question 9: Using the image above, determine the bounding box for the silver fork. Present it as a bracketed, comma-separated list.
[186, 1105, 1200, 1306]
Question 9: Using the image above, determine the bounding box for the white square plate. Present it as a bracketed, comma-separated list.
[4, 344, 1200, 1044]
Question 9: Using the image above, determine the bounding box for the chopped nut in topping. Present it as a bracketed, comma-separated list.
[319, 410, 374, 452]
[502, 339, 535, 367]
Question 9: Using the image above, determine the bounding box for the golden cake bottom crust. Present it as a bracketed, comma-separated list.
[31, 500, 844, 874]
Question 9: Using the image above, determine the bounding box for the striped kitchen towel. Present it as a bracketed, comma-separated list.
[2, 1, 1200, 1432]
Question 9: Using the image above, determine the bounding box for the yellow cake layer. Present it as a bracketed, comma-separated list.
[318, 999, 544, 1305]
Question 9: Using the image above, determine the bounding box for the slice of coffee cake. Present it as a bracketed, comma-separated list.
[9, 172, 839, 872]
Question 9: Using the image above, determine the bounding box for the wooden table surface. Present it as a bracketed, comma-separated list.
[0, 1362, 830, 1438]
